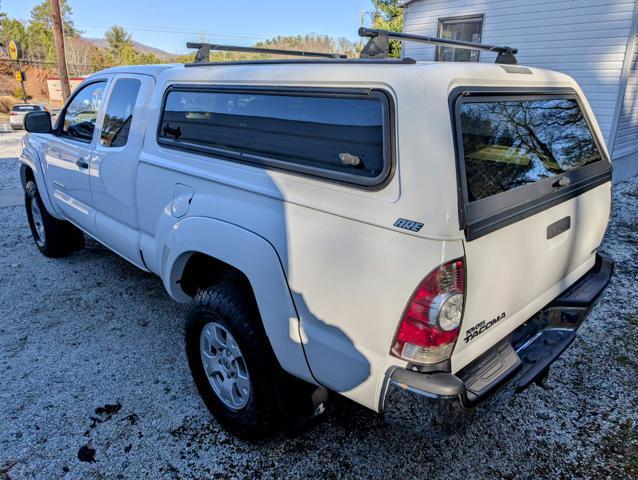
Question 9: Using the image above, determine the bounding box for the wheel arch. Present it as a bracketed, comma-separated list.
[19, 144, 60, 219]
[162, 216, 315, 384]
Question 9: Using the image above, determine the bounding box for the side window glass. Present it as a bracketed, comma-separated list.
[62, 81, 106, 142]
[159, 89, 388, 183]
[101, 79, 141, 147]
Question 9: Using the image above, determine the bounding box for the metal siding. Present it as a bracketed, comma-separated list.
[614, 36, 638, 157]
[403, 0, 637, 147]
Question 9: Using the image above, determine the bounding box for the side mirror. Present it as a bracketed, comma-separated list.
[24, 111, 52, 134]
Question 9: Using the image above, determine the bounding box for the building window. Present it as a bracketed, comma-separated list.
[436, 15, 484, 62]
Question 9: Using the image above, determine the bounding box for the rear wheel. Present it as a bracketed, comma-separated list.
[185, 281, 279, 438]
[25, 180, 84, 257]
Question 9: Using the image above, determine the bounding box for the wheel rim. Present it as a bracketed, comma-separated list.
[199, 322, 251, 411]
[30, 200, 46, 248]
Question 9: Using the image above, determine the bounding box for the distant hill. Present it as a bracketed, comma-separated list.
[85, 38, 175, 59]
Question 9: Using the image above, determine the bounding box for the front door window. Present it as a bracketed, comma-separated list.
[61, 81, 107, 143]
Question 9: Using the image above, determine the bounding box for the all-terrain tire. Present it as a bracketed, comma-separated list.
[24, 180, 84, 257]
[185, 280, 279, 439]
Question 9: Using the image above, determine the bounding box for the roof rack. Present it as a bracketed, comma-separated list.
[186, 42, 347, 64]
[358, 27, 518, 65]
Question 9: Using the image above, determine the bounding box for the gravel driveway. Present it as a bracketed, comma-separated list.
[1, 130, 636, 479]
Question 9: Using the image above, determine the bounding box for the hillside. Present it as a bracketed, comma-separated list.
[85, 38, 175, 60]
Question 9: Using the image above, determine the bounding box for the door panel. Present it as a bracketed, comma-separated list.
[455, 183, 610, 369]
[45, 80, 108, 231]
[90, 74, 154, 267]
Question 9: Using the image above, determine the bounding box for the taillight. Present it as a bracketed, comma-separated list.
[391, 258, 465, 365]
[9, 112, 16, 116]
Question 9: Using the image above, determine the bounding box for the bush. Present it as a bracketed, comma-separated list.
[0, 96, 18, 113]
[11, 87, 29, 101]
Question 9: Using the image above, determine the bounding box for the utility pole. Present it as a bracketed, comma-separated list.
[50, 0, 70, 101]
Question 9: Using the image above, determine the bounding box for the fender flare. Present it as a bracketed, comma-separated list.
[162, 216, 316, 384]
[19, 145, 62, 219]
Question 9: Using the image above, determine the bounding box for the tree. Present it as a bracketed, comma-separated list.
[25, 20, 55, 63]
[105, 25, 133, 63]
[65, 37, 97, 75]
[135, 51, 161, 65]
[91, 47, 114, 71]
[30, 0, 79, 37]
[336, 37, 358, 58]
[0, 17, 27, 47]
[103, 26, 163, 66]
[369, 0, 403, 58]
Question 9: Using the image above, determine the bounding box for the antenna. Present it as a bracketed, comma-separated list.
[358, 27, 518, 65]
[186, 42, 347, 64]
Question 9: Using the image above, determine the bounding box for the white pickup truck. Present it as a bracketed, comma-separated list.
[19, 31, 614, 438]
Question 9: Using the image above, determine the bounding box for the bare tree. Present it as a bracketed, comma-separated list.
[64, 37, 95, 75]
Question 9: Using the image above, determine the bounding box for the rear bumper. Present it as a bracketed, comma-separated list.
[383, 252, 613, 413]
[9, 115, 25, 127]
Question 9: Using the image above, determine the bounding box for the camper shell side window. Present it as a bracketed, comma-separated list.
[156, 85, 394, 188]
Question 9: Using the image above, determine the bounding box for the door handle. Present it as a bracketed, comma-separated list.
[547, 216, 571, 239]
[76, 159, 89, 169]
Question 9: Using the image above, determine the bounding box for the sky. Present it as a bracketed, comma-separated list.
[3, 0, 373, 54]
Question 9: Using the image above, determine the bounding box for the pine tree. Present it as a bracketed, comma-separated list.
[30, 0, 79, 38]
[370, 0, 403, 58]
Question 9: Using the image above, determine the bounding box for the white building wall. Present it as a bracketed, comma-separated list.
[614, 34, 638, 158]
[402, 0, 637, 154]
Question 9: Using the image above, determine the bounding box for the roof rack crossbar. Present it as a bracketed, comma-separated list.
[358, 27, 518, 65]
[186, 42, 347, 63]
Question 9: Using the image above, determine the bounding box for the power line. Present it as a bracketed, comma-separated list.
[74, 22, 266, 41]
[0, 58, 116, 69]
[73, 22, 358, 44]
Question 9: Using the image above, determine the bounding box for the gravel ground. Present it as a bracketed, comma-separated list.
[0, 130, 636, 479]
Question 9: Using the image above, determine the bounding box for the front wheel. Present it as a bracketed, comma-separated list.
[24, 180, 84, 257]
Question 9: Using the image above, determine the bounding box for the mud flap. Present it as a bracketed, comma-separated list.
[273, 365, 329, 436]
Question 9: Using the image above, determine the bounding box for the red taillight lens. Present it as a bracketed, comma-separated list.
[9, 112, 16, 116]
[391, 258, 465, 365]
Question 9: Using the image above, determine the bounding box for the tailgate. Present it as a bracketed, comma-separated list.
[449, 88, 612, 371]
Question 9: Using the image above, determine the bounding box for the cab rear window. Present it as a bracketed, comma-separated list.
[459, 98, 603, 202]
[12, 105, 39, 112]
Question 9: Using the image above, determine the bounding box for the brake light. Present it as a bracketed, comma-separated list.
[391, 258, 465, 365]
[9, 112, 16, 116]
